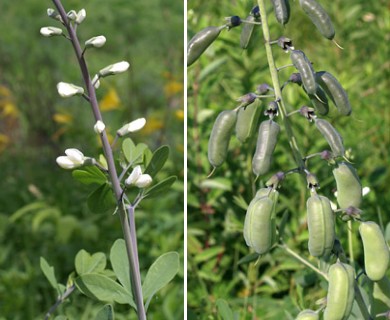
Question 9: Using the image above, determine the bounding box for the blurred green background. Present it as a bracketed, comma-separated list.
[187, 0, 389, 319]
[0, 0, 183, 319]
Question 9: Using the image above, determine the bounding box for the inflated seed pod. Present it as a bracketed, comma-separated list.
[314, 118, 344, 157]
[235, 102, 261, 143]
[243, 193, 278, 254]
[252, 120, 280, 177]
[295, 309, 319, 320]
[290, 50, 317, 95]
[306, 195, 335, 257]
[271, 0, 290, 25]
[208, 110, 237, 168]
[240, 15, 256, 49]
[359, 221, 390, 281]
[307, 87, 329, 115]
[316, 71, 352, 116]
[299, 0, 335, 40]
[332, 162, 362, 209]
[187, 26, 225, 67]
[324, 262, 355, 320]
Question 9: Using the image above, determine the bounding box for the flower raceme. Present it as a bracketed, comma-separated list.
[56, 148, 86, 169]
[125, 165, 152, 188]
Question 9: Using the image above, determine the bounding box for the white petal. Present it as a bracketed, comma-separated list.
[128, 118, 146, 133]
[92, 75, 100, 89]
[57, 82, 84, 98]
[64, 148, 84, 164]
[135, 174, 152, 188]
[56, 156, 78, 169]
[125, 165, 142, 186]
[76, 9, 86, 24]
[85, 36, 106, 48]
[99, 61, 130, 77]
[94, 120, 105, 133]
[362, 187, 370, 196]
[40, 26, 63, 37]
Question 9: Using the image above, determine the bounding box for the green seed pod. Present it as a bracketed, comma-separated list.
[244, 192, 278, 254]
[359, 221, 390, 281]
[208, 110, 237, 168]
[332, 162, 362, 209]
[306, 195, 335, 257]
[240, 15, 256, 49]
[307, 87, 329, 115]
[314, 118, 345, 157]
[295, 309, 319, 320]
[187, 26, 224, 67]
[299, 0, 335, 40]
[316, 71, 352, 116]
[252, 120, 280, 177]
[235, 102, 261, 143]
[271, 0, 290, 25]
[324, 262, 355, 320]
[290, 50, 317, 95]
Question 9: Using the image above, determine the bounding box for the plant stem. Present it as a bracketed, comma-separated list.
[257, 0, 305, 171]
[44, 285, 75, 320]
[51, 1, 146, 318]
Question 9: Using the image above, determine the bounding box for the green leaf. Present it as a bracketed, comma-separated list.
[72, 166, 107, 185]
[122, 138, 148, 164]
[216, 299, 234, 320]
[110, 239, 131, 292]
[75, 250, 107, 275]
[143, 176, 177, 199]
[40, 257, 59, 292]
[144, 145, 170, 177]
[94, 304, 114, 320]
[194, 246, 225, 263]
[142, 252, 180, 303]
[87, 183, 116, 213]
[75, 273, 135, 308]
[237, 252, 260, 265]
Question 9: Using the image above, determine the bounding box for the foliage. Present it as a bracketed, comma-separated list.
[187, 0, 389, 319]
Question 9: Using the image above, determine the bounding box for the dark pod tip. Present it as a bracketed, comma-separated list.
[251, 5, 260, 18]
[226, 16, 242, 29]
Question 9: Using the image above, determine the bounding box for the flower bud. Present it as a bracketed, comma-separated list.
[94, 120, 105, 134]
[76, 9, 86, 24]
[98, 61, 130, 77]
[56, 148, 85, 169]
[117, 118, 146, 137]
[57, 82, 84, 98]
[125, 165, 152, 188]
[40, 26, 63, 37]
[67, 10, 77, 21]
[91, 75, 100, 89]
[85, 36, 106, 48]
[47, 8, 62, 21]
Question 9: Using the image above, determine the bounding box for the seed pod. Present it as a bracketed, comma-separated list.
[252, 120, 280, 177]
[307, 87, 329, 115]
[290, 50, 317, 95]
[306, 195, 335, 257]
[359, 221, 390, 281]
[244, 192, 278, 254]
[314, 118, 344, 157]
[240, 15, 256, 49]
[271, 0, 290, 25]
[296, 309, 319, 320]
[332, 162, 362, 209]
[208, 110, 237, 168]
[299, 0, 335, 40]
[235, 102, 261, 143]
[187, 26, 224, 67]
[316, 71, 352, 116]
[324, 262, 355, 320]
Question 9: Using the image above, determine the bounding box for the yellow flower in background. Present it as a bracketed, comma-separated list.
[99, 87, 121, 111]
[0, 85, 11, 97]
[0, 102, 19, 118]
[164, 80, 183, 97]
[53, 112, 73, 124]
[0, 134, 10, 153]
[175, 109, 184, 121]
[143, 115, 164, 134]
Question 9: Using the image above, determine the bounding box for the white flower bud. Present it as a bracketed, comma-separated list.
[125, 165, 152, 188]
[67, 10, 77, 21]
[40, 26, 63, 37]
[76, 9, 86, 24]
[85, 36, 106, 48]
[56, 148, 85, 169]
[57, 82, 84, 98]
[117, 118, 146, 137]
[92, 74, 100, 89]
[98, 61, 130, 77]
[94, 120, 105, 134]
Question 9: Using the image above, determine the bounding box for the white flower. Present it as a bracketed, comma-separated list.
[94, 120, 105, 134]
[40, 26, 63, 37]
[125, 165, 152, 188]
[91, 74, 100, 89]
[67, 10, 77, 21]
[76, 9, 86, 24]
[117, 118, 146, 137]
[57, 82, 84, 98]
[98, 61, 130, 77]
[85, 36, 106, 48]
[56, 148, 85, 169]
